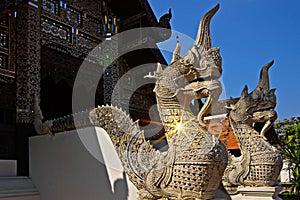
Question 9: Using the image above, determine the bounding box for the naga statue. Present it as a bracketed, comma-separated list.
[35, 4, 228, 200]
[222, 61, 283, 194]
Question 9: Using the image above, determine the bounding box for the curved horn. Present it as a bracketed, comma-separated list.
[194, 4, 220, 50]
[256, 60, 274, 91]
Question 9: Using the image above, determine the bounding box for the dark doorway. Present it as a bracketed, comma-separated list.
[41, 76, 72, 120]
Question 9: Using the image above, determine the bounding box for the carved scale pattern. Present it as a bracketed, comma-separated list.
[152, 79, 227, 199]
[89, 105, 171, 192]
[227, 123, 282, 187]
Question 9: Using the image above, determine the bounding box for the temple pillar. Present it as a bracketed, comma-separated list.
[15, 0, 41, 175]
[102, 35, 120, 105]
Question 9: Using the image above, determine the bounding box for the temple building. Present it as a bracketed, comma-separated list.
[0, 0, 241, 178]
[0, 1, 284, 199]
[0, 0, 171, 175]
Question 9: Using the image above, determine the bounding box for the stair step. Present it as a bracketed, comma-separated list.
[0, 177, 40, 199]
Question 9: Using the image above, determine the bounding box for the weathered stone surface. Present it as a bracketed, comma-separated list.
[223, 61, 283, 195]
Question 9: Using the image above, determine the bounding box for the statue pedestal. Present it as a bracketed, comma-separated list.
[29, 127, 138, 200]
[231, 186, 282, 200]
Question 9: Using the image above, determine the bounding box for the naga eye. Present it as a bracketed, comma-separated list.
[265, 92, 275, 101]
[183, 58, 191, 65]
[179, 64, 190, 74]
[252, 92, 260, 100]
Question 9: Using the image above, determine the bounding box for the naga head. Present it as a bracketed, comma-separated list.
[171, 4, 222, 125]
[170, 4, 222, 78]
[148, 4, 222, 126]
[227, 61, 277, 137]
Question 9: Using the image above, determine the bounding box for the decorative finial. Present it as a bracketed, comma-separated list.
[171, 35, 181, 63]
[156, 62, 163, 74]
[144, 62, 164, 79]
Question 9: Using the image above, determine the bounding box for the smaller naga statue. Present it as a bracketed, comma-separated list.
[222, 61, 283, 194]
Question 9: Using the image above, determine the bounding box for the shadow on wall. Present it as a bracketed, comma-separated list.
[113, 172, 129, 200]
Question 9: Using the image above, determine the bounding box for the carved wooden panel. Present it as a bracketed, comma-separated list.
[0, 8, 16, 83]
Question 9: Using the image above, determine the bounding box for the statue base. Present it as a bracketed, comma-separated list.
[231, 186, 282, 200]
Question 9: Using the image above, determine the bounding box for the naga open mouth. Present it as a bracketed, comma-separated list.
[253, 107, 275, 113]
[252, 109, 277, 138]
[186, 79, 221, 97]
[189, 77, 205, 83]
[184, 79, 222, 127]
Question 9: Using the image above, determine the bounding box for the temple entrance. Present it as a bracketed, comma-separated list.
[41, 76, 72, 120]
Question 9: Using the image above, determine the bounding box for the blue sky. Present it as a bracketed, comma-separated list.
[148, 0, 300, 120]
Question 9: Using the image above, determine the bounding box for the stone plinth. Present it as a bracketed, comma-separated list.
[29, 127, 137, 200]
[0, 160, 16, 177]
[231, 186, 282, 200]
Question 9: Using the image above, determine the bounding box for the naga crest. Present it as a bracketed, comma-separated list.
[227, 60, 277, 137]
[148, 4, 223, 126]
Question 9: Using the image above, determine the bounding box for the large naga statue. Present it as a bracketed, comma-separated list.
[35, 4, 228, 200]
[222, 61, 283, 194]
